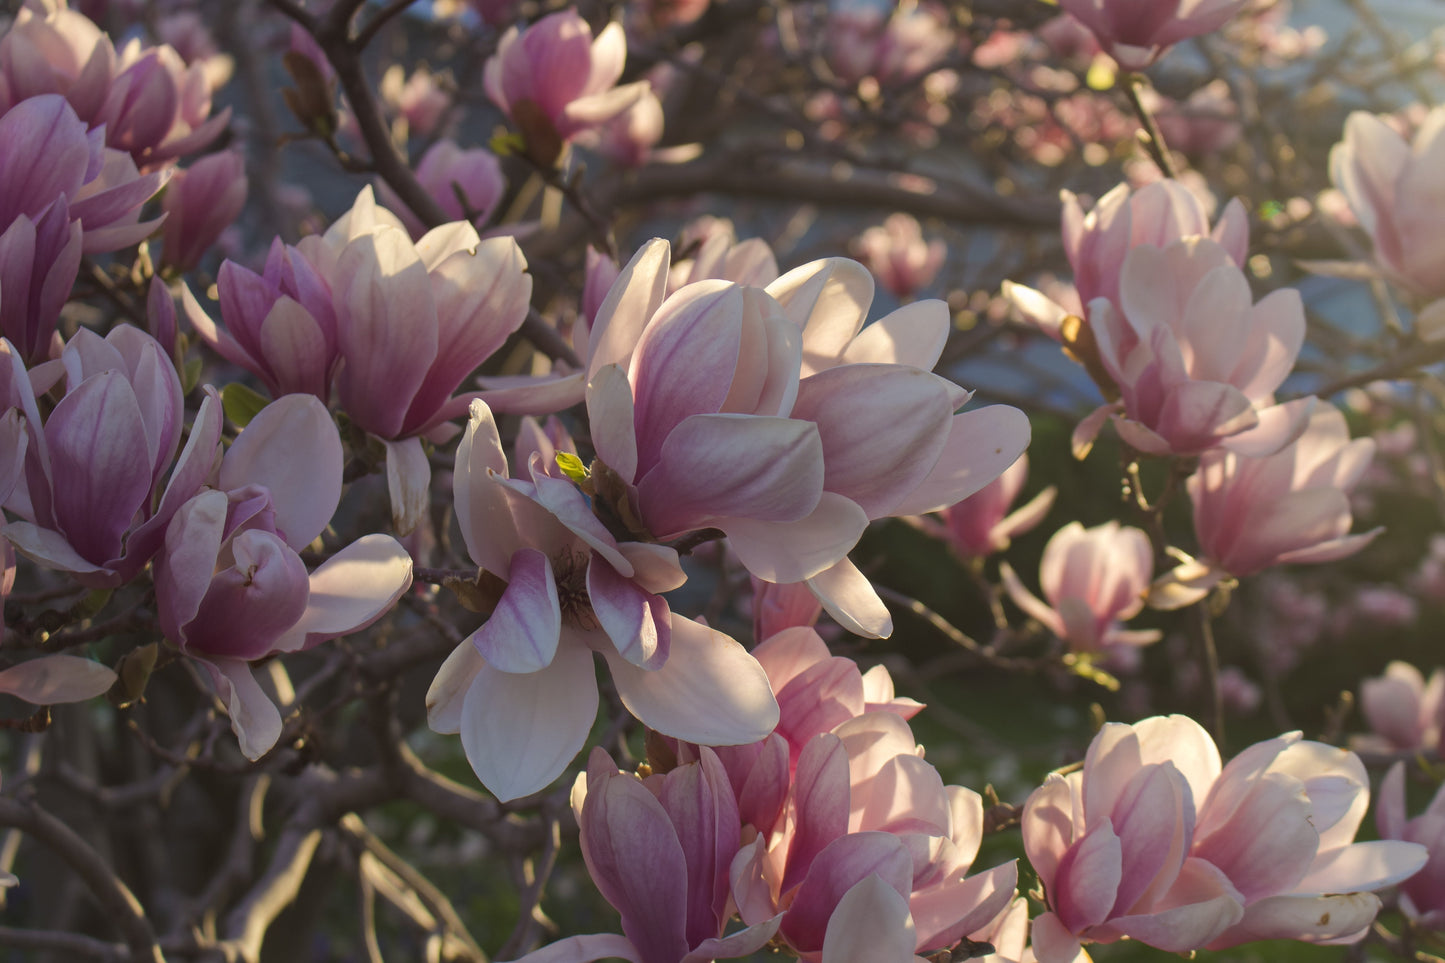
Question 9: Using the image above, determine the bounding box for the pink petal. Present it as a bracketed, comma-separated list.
[578, 767, 691, 963]
[637, 414, 824, 537]
[888, 406, 1032, 516]
[426, 640, 484, 735]
[470, 547, 561, 674]
[588, 238, 670, 380]
[459, 643, 599, 801]
[587, 555, 669, 668]
[586, 363, 638, 483]
[201, 657, 283, 761]
[791, 364, 953, 518]
[820, 875, 917, 963]
[605, 614, 778, 746]
[270, 535, 413, 653]
[807, 557, 892, 638]
[0, 654, 116, 704]
[380, 435, 430, 536]
[721, 492, 867, 583]
[219, 394, 342, 550]
[783, 733, 853, 892]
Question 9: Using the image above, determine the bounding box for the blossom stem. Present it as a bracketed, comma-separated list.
[1121, 73, 1180, 180]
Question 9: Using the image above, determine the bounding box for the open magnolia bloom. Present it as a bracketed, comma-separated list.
[490, 242, 1027, 638]
[1329, 106, 1445, 335]
[1001, 520, 1160, 655]
[154, 395, 413, 759]
[1075, 236, 1306, 458]
[186, 187, 533, 534]
[3, 327, 217, 588]
[1059, 0, 1249, 71]
[1024, 715, 1426, 963]
[426, 400, 778, 802]
[1153, 399, 1379, 608]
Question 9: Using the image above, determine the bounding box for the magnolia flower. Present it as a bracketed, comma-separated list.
[376, 139, 505, 238]
[183, 236, 339, 402]
[483, 10, 648, 165]
[189, 187, 533, 533]
[912, 454, 1056, 560]
[1379, 763, 1445, 928]
[0, 96, 167, 359]
[379, 63, 450, 138]
[1080, 236, 1305, 457]
[1157, 400, 1380, 606]
[1001, 521, 1160, 654]
[852, 213, 946, 300]
[1059, 0, 1249, 71]
[765, 257, 1030, 636]
[1196, 732, 1426, 948]
[426, 400, 778, 802]
[1330, 107, 1445, 333]
[506, 748, 782, 963]
[729, 712, 1018, 958]
[4, 328, 218, 588]
[0, 2, 230, 168]
[1004, 179, 1246, 352]
[153, 395, 413, 758]
[1024, 715, 1426, 962]
[1356, 662, 1445, 754]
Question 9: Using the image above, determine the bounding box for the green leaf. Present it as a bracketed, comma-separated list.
[221, 383, 270, 429]
[556, 452, 590, 485]
[489, 131, 525, 157]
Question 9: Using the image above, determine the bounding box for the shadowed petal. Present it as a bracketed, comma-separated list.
[459, 643, 599, 801]
[606, 615, 778, 746]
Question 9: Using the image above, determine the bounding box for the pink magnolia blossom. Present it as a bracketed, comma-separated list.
[182, 235, 339, 402]
[852, 213, 946, 300]
[379, 63, 450, 138]
[1004, 180, 1246, 346]
[154, 395, 412, 759]
[191, 187, 532, 534]
[574, 86, 667, 168]
[1195, 731, 1425, 948]
[376, 139, 505, 238]
[1379, 763, 1445, 928]
[161, 150, 247, 271]
[1059, 0, 1249, 71]
[729, 712, 1018, 959]
[0, 96, 166, 360]
[486, 241, 1025, 638]
[1144, 79, 1242, 156]
[1177, 400, 1379, 595]
[822, 5, 955, 86]
[1329, 106, 1445, 316]
[506, 747, 781, 963]
[1024, 715, 1426, 962]
[765, 256, 1030, 635]
[912, 453, 1056, 560]
[425, 400, 778, 802]
[3, 327, 218, 588]
[0, 2, 230, 169]
[1355, 662, 1445, 754]
[1081, 237, 1305, 457]
[1001, 521, 1160, 654]
[483, 10, 648, 164]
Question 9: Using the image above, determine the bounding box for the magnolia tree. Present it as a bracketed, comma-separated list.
[1, 0, 1445, 960]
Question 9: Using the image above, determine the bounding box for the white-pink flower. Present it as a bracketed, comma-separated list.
[1001, 521, 1160, 654]
[426, 400, 778, 802]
